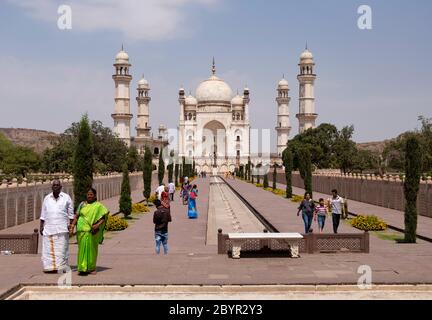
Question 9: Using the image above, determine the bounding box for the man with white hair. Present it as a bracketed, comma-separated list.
[40, 179, 74, 273]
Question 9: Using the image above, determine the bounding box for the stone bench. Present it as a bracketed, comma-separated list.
[227, 232, 303, 259]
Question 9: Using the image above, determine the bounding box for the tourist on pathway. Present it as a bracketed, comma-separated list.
[155, 183, 165, 200]
[187, 184, 199, 219]
[297, 192, 315, 234]
[69, 188, 109, 275]
[328, 189, 345, 234]
[40, 179, 74, 273]
[314, 198, 328, 233]
[161, 185, 170, 210]
[153, 199, 172, 255]
[181, 180, 191, 205]
[168, 181, 175, 201]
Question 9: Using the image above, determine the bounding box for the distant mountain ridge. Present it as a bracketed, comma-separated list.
[0, 128, 59, 153]
[0, 127, 395, 155]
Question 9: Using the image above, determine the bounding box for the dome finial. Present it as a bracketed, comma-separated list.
[189, 89, 192, 95]
[122, 43, 124, 51]
[305, 42, 308, 50]
[282, 73, 285, 79]
[212, 57, 216, 75]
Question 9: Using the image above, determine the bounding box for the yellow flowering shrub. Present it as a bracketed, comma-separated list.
[291, 195, 304, 203]
[147, 194, 157, 204]
[351, 215, 387, 231]
[272, 188, 286, 196]
[132, 203, 149, 213]
[255, 183, 263, 188]
[105, 215, 128, 231]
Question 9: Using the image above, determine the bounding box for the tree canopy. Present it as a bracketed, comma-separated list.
[42, 120, 130, 174]
[0, 133, 41, 177]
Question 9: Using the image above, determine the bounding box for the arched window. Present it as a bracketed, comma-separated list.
[154, 147, 159, 155]
[236, 113, 240, 120]
[145, 122, 147, 128]
[188, 113, 192, 120]
[188, 135, 192, 141]
[236, 136, 240, 142]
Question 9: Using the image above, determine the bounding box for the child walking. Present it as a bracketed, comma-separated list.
[314, 198, 328, 233]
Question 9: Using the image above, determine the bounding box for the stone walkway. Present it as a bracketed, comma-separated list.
[2, 176, 432, 299]
[269, 180, 432, 240]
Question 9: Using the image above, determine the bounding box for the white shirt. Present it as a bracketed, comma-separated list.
[156, 185, 165, 200]
[329, 196, 345, 215]
[168, 182, 175, 193]
[40, 192, 74, 236]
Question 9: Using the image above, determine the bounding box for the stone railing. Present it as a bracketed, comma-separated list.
[0, 172, 143, 231]
[272, 171, 432, 218]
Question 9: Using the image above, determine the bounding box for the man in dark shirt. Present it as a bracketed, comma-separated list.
[153, 199, 172, 255]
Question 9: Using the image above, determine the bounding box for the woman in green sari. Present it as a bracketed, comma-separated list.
[69, 188, 109, 275]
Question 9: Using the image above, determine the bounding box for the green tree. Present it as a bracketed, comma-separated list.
[119, 163, 132, 218]
[158, 151, 165, 185]
[192, 158, 196, 177]
[334, 125, 357, 174]
[289, 123, 339, 169]
[272, 165, 277, 190]
[127, 145, 140, 172]
[0, 133, 41, 176]
[256, 163, 262, 184]
[297, 147, 313, 198]
[263, 169, 269, 189]
[42, 120, 127, 174]
[168, 163, 174, 183]
[174, 163, 179, 187]
[403, 135, 422, 243]
[73, 115, 94, 209]
[282, 147, 293, 198]
[143, 146, 153, 202]
[179, 165, 183, 184]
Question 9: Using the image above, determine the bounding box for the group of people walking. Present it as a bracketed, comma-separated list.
[40, 180, 109, 275]
[152, 176, 199, 255]
[297, 189, 346, 234]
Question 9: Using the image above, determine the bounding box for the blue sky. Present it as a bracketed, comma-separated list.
[0, 0, 431, 150]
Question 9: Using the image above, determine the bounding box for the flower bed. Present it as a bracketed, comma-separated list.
[105, 215, 129, 231]
[351, 215, 387, 231]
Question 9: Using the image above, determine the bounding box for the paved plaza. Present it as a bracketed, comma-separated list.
[1, 176, 432, 299]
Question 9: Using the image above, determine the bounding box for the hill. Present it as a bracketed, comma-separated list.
[0, 128, 59, 153]
[356, 139, 395, 154]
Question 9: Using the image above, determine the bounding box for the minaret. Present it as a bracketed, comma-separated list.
[178, 86, 186, 157]
[296, 45, 317, 134]
[276, 76, 291, 156]
[136, 75, 151, 138]
[112, 45, 133, 146]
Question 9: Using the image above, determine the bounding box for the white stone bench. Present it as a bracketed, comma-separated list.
[227, 233, 303, 259]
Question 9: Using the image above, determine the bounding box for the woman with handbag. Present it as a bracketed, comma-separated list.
[187, 185, 198, 219]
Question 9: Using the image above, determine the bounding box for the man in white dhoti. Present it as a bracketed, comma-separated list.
[40, 179, 74, 273]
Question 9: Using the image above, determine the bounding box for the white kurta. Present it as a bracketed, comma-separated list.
[40, 192, 74, 271]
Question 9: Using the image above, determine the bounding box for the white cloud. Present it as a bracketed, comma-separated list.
[6, 0, 218, 40]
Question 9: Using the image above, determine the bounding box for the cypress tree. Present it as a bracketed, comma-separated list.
[192, 158, 196, 177]
[263, 170, 269, 188]
[119, 163, 132, 218]
[404, 136, 422, 243]
[256, 163, 261, 184]
[272, 164, 277, 190]
[158, 151, 165, 185]
[174, 163, 179, 187]
[143, 146, 153, 202]
[179, 165, 183, 184]
[73, 115, 93, 210]
[282, 147, 293, 198]
[168, 163, 174, 183]
[298, 147, 313, 198]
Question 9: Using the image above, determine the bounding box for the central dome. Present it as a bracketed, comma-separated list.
[195, 75, 233, 103]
